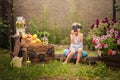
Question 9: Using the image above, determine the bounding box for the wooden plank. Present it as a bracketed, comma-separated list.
[12, 36, 21, 56]
[98, 55, 120, 67]
[101, 60, 120, 67]
[99, 55, 120, 62]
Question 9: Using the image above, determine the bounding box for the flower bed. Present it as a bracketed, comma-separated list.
[87, 18, 120, 56]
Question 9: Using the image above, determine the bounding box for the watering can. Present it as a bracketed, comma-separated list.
[10, 56, 23, 68]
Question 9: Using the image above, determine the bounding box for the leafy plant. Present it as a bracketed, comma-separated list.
[115, 4, 120, 12]
[29, 18, 50, 39]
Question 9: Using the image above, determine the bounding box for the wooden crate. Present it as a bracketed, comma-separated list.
[22, 44, 55, 63]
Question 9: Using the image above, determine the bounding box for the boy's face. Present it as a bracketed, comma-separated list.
[74, 31, 78, 35]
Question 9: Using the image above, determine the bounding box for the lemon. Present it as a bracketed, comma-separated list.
[32, 34, 37, 40]
[22, 35, 27, 39]
[31, 40, 36, 43]
[36, 38, 41, 43]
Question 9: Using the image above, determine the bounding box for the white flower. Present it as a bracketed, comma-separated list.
[104, 44, 108, 48]
[95, 46, 98, 49]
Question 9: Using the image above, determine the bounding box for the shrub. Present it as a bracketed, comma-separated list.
[0, 18, 9, 48]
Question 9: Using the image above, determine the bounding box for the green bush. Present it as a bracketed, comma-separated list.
[0, 18, 9, 48]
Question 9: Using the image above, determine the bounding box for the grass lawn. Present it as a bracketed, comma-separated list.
[0, 48, 120, 80]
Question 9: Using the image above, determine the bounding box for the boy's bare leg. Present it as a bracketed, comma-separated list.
[63, 50, 75, 64]
[76, 48, 82, 65]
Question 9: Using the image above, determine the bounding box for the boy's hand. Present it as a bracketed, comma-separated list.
[71, 30, 74, 34]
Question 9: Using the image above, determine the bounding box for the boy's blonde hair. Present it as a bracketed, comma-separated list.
[72, 22, 81, 27]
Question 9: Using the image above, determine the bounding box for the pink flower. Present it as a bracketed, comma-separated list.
[106, 34, 111, 38]
[97, 49, 101, 56]
[100, 35, 107, 40]
[114, 31, 119, 35]
[109, 28, 114, 33]
[104, 44, 108, 48]
[112, 51, 117, 55]
[114, 31, 119, 39]
[114, 34, 119, 39]
[117, 39, 120, 45]
[92, 36, 100, 45]
[96, 44, 102, 49]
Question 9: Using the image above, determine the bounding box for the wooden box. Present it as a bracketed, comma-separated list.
[22, 44, 55, 63]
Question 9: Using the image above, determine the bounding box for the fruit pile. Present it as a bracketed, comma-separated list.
[22, 33, 41, 43]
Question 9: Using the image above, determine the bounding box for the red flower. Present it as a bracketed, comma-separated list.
[101, 43, 105, 47]
[108, 50, 112, 55]
[92, 39, 96, 45]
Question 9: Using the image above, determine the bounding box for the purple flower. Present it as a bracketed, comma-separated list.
[111, 19, 117, 25]
[105, 17, 109, 22]
[96, 19, 99, 25]
[102, 20, 106, 23]
[112, 18, 117, 23]
[107, 22, 110, 27]
[90, 24, 94, 29]
[96, 25, 99, 28]
[104, 27, 107, 30]
[117, 39, 120, 45]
